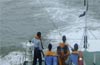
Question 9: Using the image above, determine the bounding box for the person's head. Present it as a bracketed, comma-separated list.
[48, 43, 52, 51]
[37, 32, 41, 38]
[74, 43, 78, 51]
[62, 35, 66, 43]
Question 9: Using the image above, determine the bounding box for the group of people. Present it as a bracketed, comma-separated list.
[31, 32, 84, 65]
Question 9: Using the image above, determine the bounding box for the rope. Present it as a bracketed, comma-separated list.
[88, 30, 98, 39]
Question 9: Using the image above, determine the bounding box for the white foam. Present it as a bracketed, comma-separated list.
[42, 0, 100, 52]
[46, 28, 100, 52]
[0, 51, 25, 65]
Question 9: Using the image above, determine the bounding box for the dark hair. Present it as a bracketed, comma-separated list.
[62, 35, 66, 43]
[74, 43, 78, 51]
[37, 32, 41, 36]
[48, 43, 52, 51]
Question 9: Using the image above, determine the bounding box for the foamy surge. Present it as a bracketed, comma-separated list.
[0, 51, 25, 65]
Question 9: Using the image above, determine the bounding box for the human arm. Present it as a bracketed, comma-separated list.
[40, 39, 44, 49]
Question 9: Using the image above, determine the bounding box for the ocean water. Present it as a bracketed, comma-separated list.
[0, 0, 100, 64]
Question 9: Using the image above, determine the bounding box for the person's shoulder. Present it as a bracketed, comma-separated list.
[59, 42, 63, 45]
[72, 51, 79, 55]
[34, 37, 40, 41]
[78, 51, 83, 57]
[65, 42, 69, 46]
[64, 43, 69, 48]
[45, 51, 56, 56]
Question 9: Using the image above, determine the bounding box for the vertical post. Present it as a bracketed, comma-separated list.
[93, 53, 96, 65]
[83, 14, 88, 49]
[83, 0, 88, 50]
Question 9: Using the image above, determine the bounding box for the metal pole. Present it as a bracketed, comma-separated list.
[93, 53, 96, 65]
[83, 0, 88, 50]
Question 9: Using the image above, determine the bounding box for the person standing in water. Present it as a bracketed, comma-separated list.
[57, 35, 70, 65]
[31, 32, 44, 65]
